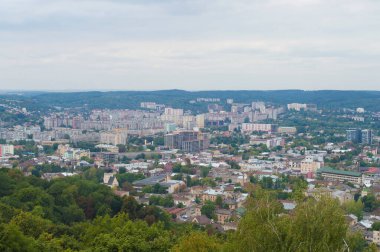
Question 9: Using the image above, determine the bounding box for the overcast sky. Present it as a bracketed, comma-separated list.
[0, 0, 379, 91]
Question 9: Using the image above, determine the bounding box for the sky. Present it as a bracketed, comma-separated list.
[0, 0, 380, 91]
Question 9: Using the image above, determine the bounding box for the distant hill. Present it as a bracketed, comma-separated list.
[2, 90, 380, 112]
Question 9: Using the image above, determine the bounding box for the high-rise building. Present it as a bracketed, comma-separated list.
[196, 114, 205, 128]
[346, 129, 362, 143]
[346, 129, 373, 145]
[164, 108, 183, 116]
[252, 101, 266, 113]
[164, 130, 210, 153]
[361, 129, 373, 145]
[100, 128, 128, 146]
[0, 144, 14, 157]
[72, 116, 83, 129]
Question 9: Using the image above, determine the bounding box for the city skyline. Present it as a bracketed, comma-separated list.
[1, 0, 380, 90]
[2, 1, 380, 250]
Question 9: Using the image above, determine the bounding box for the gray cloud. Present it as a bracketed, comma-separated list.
[0, 0, 379, 90]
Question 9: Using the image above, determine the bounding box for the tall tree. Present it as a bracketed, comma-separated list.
[226, 191, 348, 252]
[286, 197, 347, 251]
[171, 232, 221, 252]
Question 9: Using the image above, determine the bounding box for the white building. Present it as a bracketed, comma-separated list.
[164, 108, 183, 116]
[241, 123, 276, 133]
[287, 103, 307, 111]
[0, 144, 14, 157]
[356, 107, 365, 113]
[100, 128, 128, 145]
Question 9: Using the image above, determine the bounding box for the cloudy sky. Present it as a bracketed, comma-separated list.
[0, 0, 379, 91]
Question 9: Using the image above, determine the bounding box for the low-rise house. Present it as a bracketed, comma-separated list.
[103, 172, 119, 188]
[223, 222, 238, 231]
[191, 186, 206, 197]
[58, 144, 91, 161]
[346, 214, 358, 226]
[225, 199, 238, 210]
[195, 206, 202, 216]
[279, 200, 297, 211]
[359, 219, 374, 230]
[215, 209, 232, 224]
[173, 195, 193, 207]
[364, 231, 373, 242]
[373, 230, 380, 245]
[370, 184, 380, 200]
[166, 207, 187, 219]
[331, 190, 353, 204]
[202, 189, 224, 202]
[192, 215, 212, 226]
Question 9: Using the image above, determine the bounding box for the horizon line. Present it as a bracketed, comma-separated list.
[1, 88, 380, 93]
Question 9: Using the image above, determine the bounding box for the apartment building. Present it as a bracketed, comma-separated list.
[100, 128, 128, 145]
[241, 123, 277, 133]
[164, 130, 210, 153]
[317, 167, 362, 185]
[0, 144, 14, 157]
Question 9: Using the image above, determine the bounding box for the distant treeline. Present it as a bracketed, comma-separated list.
[2, 90, 380, 112]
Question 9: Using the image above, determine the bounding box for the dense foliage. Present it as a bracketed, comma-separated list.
[0, 169, 377, 251]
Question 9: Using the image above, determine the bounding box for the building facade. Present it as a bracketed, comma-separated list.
[164, 130, 210, 153]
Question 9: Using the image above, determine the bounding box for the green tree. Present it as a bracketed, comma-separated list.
[200, 166, 211, 178]
[201, 201, 216, 219]
[215, 195, 223, 207]
[286, 197, 347, 251]
[0, 171, 15, 197]
[59, 205, 85, 224]
[171, 232, 222, 252]
[177, 202, 184, 208]
[121, 196, 141, 220]
[226, 189, 284, 252]
[85, 214, 172, 251]
[343, 200, 364, 220]
[346, 231, 367, 252]
[226, 192, 348, 252]
[80, 156, 94, 164]
[361, 194, 380, 212]
[195, 197, 201, 204]
[0, 222, 37, 252]
[242, 152, 250, 160]
[10, 212, 53, 238]
[260, 176, 274, 189]
[116, 173, 145, 186]
[372, 222, 380, 231]
[201, 178, 216, 187]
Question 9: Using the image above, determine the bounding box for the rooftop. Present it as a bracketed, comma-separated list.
[317, 167, 362, 177]
[133, 174, 167, 186]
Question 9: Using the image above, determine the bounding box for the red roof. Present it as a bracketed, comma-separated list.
[166, 207, 186, 215]
[366, 167, 380, 174]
